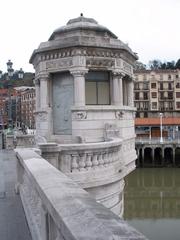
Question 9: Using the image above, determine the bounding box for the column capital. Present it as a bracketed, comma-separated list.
[36, 72, 50, 81]
[70, 69, 88, 77]
[112, 71, 125, 78]
[34, 78, 40, 85]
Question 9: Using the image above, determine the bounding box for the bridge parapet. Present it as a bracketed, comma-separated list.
[15, 148, 147, 240]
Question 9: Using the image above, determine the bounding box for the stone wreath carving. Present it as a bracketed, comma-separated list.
[72, 111, 87, 120]
[36, 111, 47, 121]
[115, 110, 124, 119]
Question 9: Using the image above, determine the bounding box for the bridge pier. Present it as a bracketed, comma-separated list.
[136, 139, 179, 168]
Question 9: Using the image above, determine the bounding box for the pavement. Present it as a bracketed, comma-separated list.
[0, 150, 32, 240]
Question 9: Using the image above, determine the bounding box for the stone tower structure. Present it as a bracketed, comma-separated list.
[30, 15, 138, 216]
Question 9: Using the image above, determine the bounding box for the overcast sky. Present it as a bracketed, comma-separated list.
[0, 0, 179, 72]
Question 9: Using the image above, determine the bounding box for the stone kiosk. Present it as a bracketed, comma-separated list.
[30, 15, 138, 216]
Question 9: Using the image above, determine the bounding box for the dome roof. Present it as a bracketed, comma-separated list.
[49, 14, 118, 40]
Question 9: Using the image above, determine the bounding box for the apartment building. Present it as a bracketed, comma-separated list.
[21, 87, 35, 129]
[134, 69, 180, 118]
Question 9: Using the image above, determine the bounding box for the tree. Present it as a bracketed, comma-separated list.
[134, 61, 146, 70]
[148, 59, 162, 70]
[165, 61, 175, 69]
[175, 59, 180, 69]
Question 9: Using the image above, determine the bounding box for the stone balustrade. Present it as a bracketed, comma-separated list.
[6, 134, 36, 149]
[15, 148, 147, 240]
[38, 138, 130, 216]
[39, 138, 123, 173]
[15, 135, 36, 148]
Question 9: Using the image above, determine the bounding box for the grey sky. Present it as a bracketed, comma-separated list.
[0, 0, 179, 72]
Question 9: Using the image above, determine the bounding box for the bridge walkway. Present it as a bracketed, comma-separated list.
[0, 150, 32, 240]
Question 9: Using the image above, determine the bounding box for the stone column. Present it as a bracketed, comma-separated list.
[127, 79, 134, 107]
[112, 72, 123, 106]
[71, 70, 88, 107]
[34, 78, 40, 110]
[39, 74, 49, 109]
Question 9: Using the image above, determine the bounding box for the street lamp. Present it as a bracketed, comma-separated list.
[159, 112, 163, 143]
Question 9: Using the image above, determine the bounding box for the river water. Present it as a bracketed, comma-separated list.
[124, 168, 180, 240]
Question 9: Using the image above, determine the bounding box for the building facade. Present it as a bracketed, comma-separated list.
[20, 87, 35, 129]
[134, 69, 180, 118]
[30, 15, 137, 215]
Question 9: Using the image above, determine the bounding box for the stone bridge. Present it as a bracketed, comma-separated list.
[12, 147, 147, 240]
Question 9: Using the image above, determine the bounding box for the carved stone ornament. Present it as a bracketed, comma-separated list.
[36, 111, 47, 121]
[115, 111, 124, 119]
[46, 58, 73, 70]
[104, 123, 120, 139]
[122, 61, 132, 74]
[72, 111, 87, 120]
[86, 58, 115, 68]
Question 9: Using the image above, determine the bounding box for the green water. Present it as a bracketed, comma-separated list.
[124, 168, 180, 240]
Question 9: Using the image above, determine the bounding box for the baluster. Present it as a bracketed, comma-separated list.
[104, 152, 109, 166]
[71, 154, 79, 172]
[79, 153, 86, 171]
[112, 148, 116, 162]
[109, 151, 113, 163]
[86, 153, 92, 170]
[98, 152, 104, 167]
[92, 153, 99, 169]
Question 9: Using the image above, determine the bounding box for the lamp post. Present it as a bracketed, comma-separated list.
[0, 60, 24, 133]
[160, 112, 163, 143]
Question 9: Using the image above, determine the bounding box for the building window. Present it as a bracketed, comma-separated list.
[176, 75, 179, 79]
[176, 82, 180, 88]
[135, 92, 139, 100]
[134, 83, 139, 90]
[152, 102, 157, 109]
[176, 92, 180, 98]
[168, 75, 171, 80]
[151, 92, 157, 98]
[176, 102, 180, 109]
[159, 83, 163, 90]
[85, 71, 110, 105]
[143, 82, 148, 90]
[168, 92, 173, 99]
[168, 83, 172, 90]
[160, 92, 164, 99]
[144, 92, 148, 100]
[144, 112, 148, 118]
[136, 112, 140, 118]
[151, 83, 156, 88]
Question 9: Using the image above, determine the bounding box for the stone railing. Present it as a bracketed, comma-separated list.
[136, 137, 180, 145]
[6, 134, 36, 149]
[38, 138, 131, 216]
[15, 135, 36, 148]
[15, 148, 147, 240]
[39, 138, 123, 173]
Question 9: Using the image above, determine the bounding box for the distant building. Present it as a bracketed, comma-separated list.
[134, 69, 180, 118]
[20, 87, 35, 129]
[0, 88, 19, 129]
